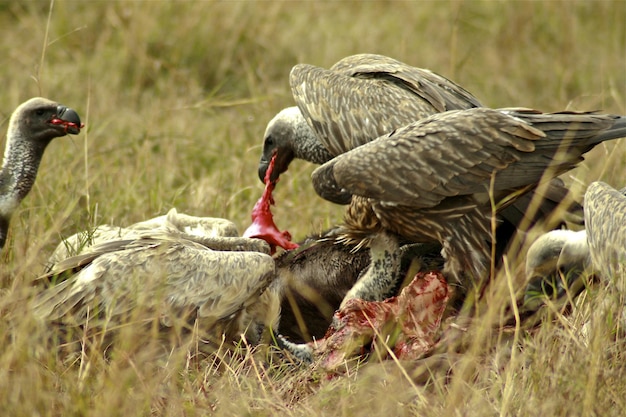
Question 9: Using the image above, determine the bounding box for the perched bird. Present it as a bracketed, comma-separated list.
[0, 97, 82, 249]
[35, 219, 278, 352]
[584, 181, 626, 290]
[312, 108, 626, 304]
[258, 53, 482, 187]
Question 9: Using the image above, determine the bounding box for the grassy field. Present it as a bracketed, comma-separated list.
[0, 0, 625, 415]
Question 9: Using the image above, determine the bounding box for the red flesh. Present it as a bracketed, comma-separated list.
[243, 153, 299, 254]
[50, 118, 84, 133]
[310, 271, 450, 370]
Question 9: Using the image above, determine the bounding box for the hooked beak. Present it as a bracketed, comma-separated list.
[258, 149, 294, 183]
[258, 159, 274, 183]
[52, 105, 83, 134]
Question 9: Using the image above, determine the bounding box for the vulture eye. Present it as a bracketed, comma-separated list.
[264, 136, 274, 148]
[35, 109, 45, 116]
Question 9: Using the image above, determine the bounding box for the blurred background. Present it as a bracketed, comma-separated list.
[1, 0, 624, 278]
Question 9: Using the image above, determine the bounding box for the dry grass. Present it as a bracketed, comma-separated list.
[1, 1, 625, 415]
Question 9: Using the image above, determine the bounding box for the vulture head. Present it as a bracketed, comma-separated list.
[0, 97, 83, 249]
[258, 106, 333, 183]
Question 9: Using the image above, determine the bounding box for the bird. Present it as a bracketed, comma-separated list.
[42, 212, 432, 352]
[311, 107, 626, 305]
[0, 97, 82, 249]
[35, 218, 278, 353]
[583, 181, 626, 291]
[271, 227, 443, 342]
[524, 182, 626, 305]
[581, 181, 626, 336]
[270, 229, 371, 342]
[524, 229, 591, 307]
[258, 53, 482, 188]
[45, 207, 240, 268]
[256, 55, 583, 307]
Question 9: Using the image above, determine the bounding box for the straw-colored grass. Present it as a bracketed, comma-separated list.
[1, 1, 625, 415]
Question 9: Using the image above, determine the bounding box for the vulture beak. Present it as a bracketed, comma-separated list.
[258, 149, 293, 184]
[52, 105, 83, 134]
[258, 159, 271, 183]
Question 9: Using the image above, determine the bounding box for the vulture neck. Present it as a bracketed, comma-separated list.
[0, 125, 49, 238]
[290, 108, 335, 165]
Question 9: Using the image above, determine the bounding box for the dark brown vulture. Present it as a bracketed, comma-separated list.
[258, 53, 482, 187]
[311, 107, 626, 301]
[272, 228, 443, 343]
[256, 54, 585, 307]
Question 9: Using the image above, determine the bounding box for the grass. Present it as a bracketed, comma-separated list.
[0, 0, 625, 415]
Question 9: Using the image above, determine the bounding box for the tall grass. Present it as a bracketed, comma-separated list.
[0, 1, 625, 415]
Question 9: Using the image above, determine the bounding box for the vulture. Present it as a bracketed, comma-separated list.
[256, 54, 584, 306]
[524, 182, 626, 305]
[258, 53, 482, 186]
[46, 207, 240, 268]
[583, 181, 626, 289]
[42, 210, 440, 352]
[272, 228, 443, 343]
[0, 97, 82, 249]
[312, 108, 626, 302]
[35, 213, 278, 353]
[524, 229, 590, 306]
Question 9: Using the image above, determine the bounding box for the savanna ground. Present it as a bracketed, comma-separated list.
[0, 1, 625, 416]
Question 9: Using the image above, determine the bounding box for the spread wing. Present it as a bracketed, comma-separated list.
[312, 107, 619, 210]
[311, 107, 541, 209]
[33, 236, 275, 328]
[289, 54, 481, 157]
[330, 54, 482, 113]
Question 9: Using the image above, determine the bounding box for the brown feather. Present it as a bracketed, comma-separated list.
[34, 231, 276, 350]
[312, 108, 626, 284]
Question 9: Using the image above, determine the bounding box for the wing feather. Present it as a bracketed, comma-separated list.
[584, 181, 626, 280]
[329, 54, 482, 112]
[313, 107, 622, 211]
[312, 108, 549, 209]
[289, 55, 481, 156]
[33, 237, 275, 330]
